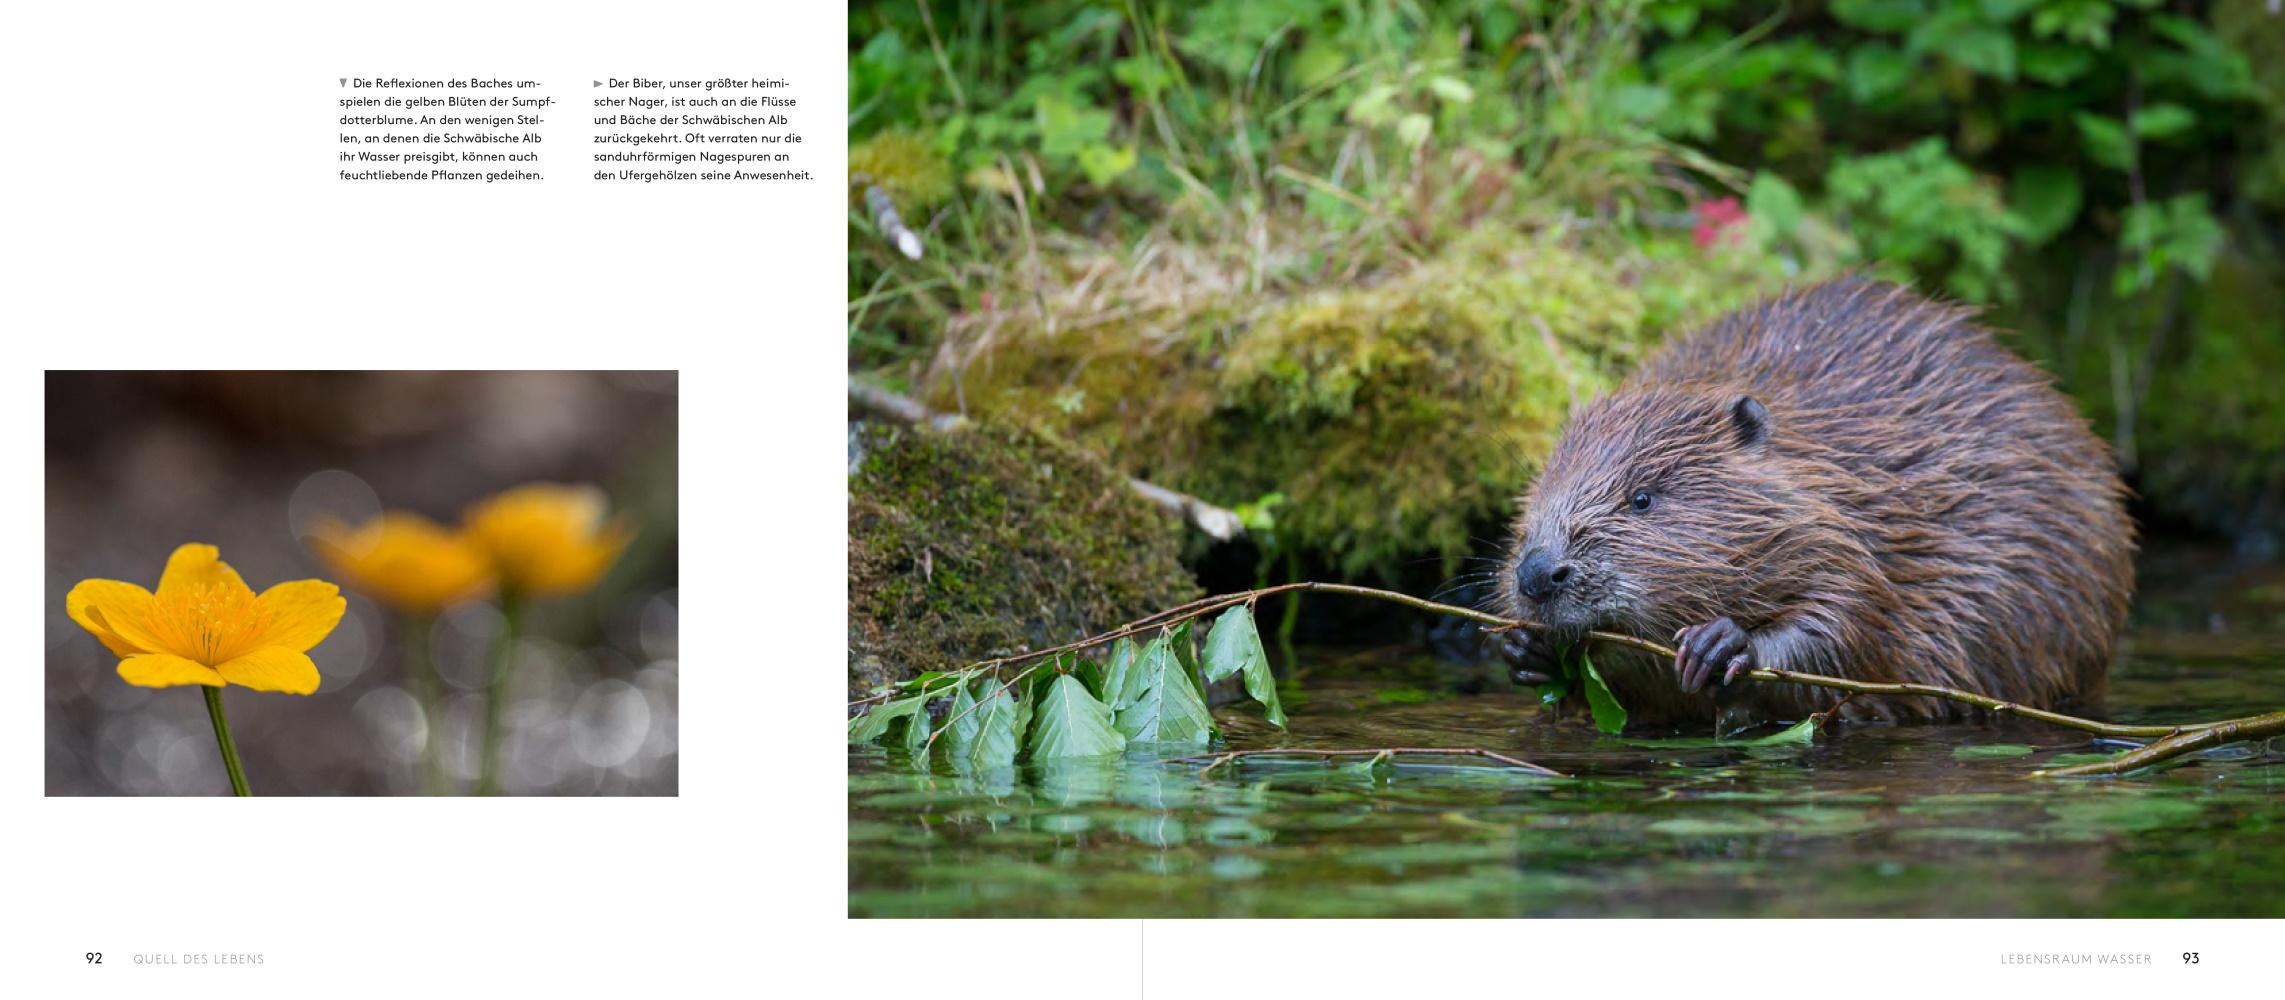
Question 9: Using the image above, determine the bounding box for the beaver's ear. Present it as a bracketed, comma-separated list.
[1729, 395, 1770, 450]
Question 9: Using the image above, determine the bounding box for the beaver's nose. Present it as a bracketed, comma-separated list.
[1515, 549, 1572, 603]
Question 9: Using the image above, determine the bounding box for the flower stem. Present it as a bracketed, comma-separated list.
[477, 594, 521, 796]
[202, 687, 251, 797]
[404, 614, 442, 795]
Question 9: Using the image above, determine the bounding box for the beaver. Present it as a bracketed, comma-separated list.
[1499, 277, 2134, 729]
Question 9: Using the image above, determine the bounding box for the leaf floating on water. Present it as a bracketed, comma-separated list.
[1954, 743, 2038, 759]
[1028, 673, 1127, 759]
[1115, 636, 1215, 744]
[1621, 717, 1818, 749]
[1204, 605, 1286, 728]
[1747, 717, 1819, 746]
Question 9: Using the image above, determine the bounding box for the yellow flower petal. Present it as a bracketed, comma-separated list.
[156, 543, 251, 602]
[215, 647, 322, 695]
[67, 579, 164, 656]
[118, 653, 225, 689]
[252, 580, 346, 652]
[307, 512, 494, 614]
[464, 483, 634, 598]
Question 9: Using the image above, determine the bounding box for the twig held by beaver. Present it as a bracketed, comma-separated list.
[1500, 277, 2135, 731]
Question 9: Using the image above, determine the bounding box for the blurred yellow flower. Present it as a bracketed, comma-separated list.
[462, 483, 633, 599]
[66, 543, 344, 694]
[307, 512, 494, 615]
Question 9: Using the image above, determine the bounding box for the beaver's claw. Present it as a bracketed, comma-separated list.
[1498, 628, 1562, 686]
[1674, 617, 1752, 694]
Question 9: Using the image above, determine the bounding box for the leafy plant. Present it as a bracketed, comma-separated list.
[850, 605, 1287, 763]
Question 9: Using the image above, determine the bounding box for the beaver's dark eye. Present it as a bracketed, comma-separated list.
[1630, 489, 1653, 513]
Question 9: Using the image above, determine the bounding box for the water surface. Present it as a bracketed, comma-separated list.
[849, 551, 2285, 917]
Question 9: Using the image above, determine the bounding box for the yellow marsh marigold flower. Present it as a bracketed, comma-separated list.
[307, 512, 494, 615]
[66, 543, 345, 694]
[462, 483, 633, 599]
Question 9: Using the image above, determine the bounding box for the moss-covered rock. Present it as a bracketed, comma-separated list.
[925, 231, 1798, 576]
[847, 421, 1199, 697]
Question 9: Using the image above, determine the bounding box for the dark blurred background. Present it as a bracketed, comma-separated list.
[44, 371, 679, 796]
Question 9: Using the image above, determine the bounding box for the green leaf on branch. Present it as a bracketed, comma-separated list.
[1027, 673, 1127, 759]
[1204, 605, 1287, 728]
[1114, 636, 1216, 743]
[946, 679, 1019, 769]
[849, 691, 932, 745]
[897, 705, 931, 753]
[1103, 638, 1140, 711]
[1578, 650, 1628, 735]
[945, 678, 1019, 768]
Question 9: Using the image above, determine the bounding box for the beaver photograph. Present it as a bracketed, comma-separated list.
[1499, 278, 2137, 732]
[843, 0, 2285, 967]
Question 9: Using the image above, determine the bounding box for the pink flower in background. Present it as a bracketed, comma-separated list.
[1693, 197, 1748, 249]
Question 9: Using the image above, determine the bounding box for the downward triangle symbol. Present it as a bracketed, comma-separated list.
[339, 78, 347, 87]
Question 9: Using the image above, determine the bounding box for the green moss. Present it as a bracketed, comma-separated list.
[847, 421, 1199, 696]
[929, 230, 1797, 576]
[848, 128, 951, 212]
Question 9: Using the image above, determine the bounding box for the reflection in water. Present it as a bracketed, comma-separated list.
[850, 554, 2285, 917]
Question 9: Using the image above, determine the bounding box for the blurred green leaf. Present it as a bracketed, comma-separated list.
[1748, 171, 1805, 239]
[2073, 113, 2134, 171]
[2008, 164, 2082, 245]
[2017, 43, 2093, 85]
[2131, 103, 2196, 142]
[1831, 0, 1929, 33]
[1845, 43, 1914, 103]
[1076, 144, 1136, 186]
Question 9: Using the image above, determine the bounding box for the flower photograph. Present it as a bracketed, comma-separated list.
[45, 371, 678, 796]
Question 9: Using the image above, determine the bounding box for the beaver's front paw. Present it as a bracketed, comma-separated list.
[1498, 628, 1564, 686]
[1673, 617, 1752, 694]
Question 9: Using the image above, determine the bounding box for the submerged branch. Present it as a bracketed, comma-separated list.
[2032, 711, 2285, 778]
[1168, 747, 1566, 778]
[895, 581, 2272, 752]
[846, 378, 1243, 540]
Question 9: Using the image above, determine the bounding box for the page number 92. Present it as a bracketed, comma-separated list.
[85, 952, 101, 965]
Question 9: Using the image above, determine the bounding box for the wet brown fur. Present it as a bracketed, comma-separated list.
[1502, 278, 2135, 726]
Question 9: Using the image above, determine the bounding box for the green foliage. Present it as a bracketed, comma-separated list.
[1113, 636, 1218, 742]
[1203, 606, 1284, 728]
[1030, 673, 1127, 758]
[1825, 138, 2024, 301]
[1543, 644, 1629, 735]
[849, 0, 2283, 544]
[1578, 652, 1629, 735]
[850, 603, 1286, 762]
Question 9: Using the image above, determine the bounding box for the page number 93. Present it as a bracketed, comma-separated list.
[2182, 952, 2199, 965]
